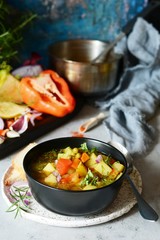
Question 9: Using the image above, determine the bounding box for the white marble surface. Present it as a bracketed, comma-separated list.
[0, 104, 160, 240]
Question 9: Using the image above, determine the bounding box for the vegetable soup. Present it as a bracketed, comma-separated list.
[29, 143, 125, 191]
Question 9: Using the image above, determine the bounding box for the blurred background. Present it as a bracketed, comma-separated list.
[6, 0, 148, 67]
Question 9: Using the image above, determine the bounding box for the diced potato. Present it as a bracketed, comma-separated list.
[108, 168, 119, 180]
[90, 152, 97, 161]
[42, 163, 55, 174]
[70, 172, 80, 183]
[85, 152, 97, 167]
[92, 161, 112, 176]
[44, 173, 57, 187]
[76, 162, 87, 177]
[72, 148, 78, 154]
[83, 185, 97, 190]
[64, 146, 74, 156]
[75, 153, 81, 159]
[57, 153, 71, 159]
[116, 172, 123, 180]
[67, 168, 75, 174]
[112, 162, 124, 173]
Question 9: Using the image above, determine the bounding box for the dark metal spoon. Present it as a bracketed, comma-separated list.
[108, 141, 159, 222]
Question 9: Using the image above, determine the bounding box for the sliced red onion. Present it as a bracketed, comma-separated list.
[53, 171, 58, 177]
[56, 174, 61, 183]
[10, 115, 28, 134]
[0, 117, 4, 130]
[23, 52, 42, 65]
[12, 64, 43, 78]
[96, 154, 103, 163]
[29, 111, 42, 126]
[53, 171, 61, 182]
[29, 109, 42, 114]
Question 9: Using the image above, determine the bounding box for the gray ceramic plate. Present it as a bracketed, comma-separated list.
[2, 166, 142, 227]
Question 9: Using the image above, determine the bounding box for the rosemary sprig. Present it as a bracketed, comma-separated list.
[6, 185, 32, 218]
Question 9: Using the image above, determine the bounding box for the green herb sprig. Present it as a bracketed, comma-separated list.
[80, 142, 98, 154]
[81, 169, 98, 187]
[80, 142, 88, 152]
[0, 0, 37, 64]
[6, 185, 32, 218]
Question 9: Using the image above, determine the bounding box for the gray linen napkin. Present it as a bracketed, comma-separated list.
[95, 18, 160, 157]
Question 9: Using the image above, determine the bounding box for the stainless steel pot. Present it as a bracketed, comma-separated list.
[49, 40, 122, 96]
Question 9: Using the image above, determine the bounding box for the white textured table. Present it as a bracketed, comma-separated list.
[0, 104, 160, 240]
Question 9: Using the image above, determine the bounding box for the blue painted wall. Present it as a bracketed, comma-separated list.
[6, 0, 148, 67]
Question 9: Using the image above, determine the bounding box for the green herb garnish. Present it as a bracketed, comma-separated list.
[6, 185, 32, 218]
[81, 169, 98, 187]
[103, 155, 112, 166]
[90, 147, 98, 154]
[80, 142, 98, 154]
[80, 142, 88, 152]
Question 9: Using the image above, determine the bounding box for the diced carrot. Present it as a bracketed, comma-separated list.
[60, 175, 70, 184]
[81, 152, 90, 163]
[71, 158, 81, 169]
[56, 158, 72, 175]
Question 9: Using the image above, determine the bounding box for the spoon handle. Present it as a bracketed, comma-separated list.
[126, 174, 159, 221]
[92, 32, 125, 63]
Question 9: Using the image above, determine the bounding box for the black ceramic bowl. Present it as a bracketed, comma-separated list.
[23, 137, 127, 216]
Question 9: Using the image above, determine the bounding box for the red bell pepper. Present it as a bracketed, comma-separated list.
[20, 70, 76, 117]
